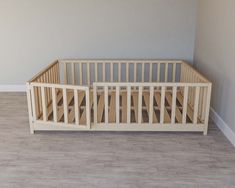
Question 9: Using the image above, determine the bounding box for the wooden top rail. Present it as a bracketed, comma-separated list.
[30, 82, 89, 90]
[93, 82, 211, 87]
[59, 59, 183, 64]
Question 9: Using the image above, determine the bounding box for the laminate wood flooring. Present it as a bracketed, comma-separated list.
[0, 93, 234, 188]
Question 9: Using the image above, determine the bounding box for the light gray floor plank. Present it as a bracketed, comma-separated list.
[0, 92, 235, 188]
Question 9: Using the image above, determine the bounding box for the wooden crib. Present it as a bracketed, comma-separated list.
[26, 60, 211, 134]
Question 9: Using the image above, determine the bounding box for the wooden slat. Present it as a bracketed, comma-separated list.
[126, 64, 129, 82]
[104, 86, 109, 124]
[116, 86, 120, 124]
[109, 92, 116, 123]
[177, 91, 193, 122]
[154, 91, 171, 123]
[63, 89, 68, 123]
[93, 86, 97, 124]
[74, 89, 79, 125]
[103, 63, 105, 82]
[87, 63, 90, 85]
[149, 63, 152, 82]
[46, 91, 63, 119]
[41, 87, 47, 121]
[132, 92, 138, 123]
[127, 87, 131, 124]
[165, 92, 182, 123]
[172, 63, 176, 82]
[138, 87, 143, 123]
[72, 63, 75, 84]
[121, 91, 127, 123]
[52, 87, 57, 122]
[97, 92, 105, 123]
[141, 63, 144, 82]
[79, 63, 83, 85]
[110, 63, 113, 82]
[64, 63, 67, 84]
[143, 91, 158, 123]
[70, 91, 85, 124]
[193, 87, 200, 124]
[134, 63, 137, 82]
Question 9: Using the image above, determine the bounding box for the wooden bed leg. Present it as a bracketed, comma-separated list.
[26, 83, 35, 134]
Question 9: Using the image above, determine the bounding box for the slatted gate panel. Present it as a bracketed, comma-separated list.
[28, 83, 90, 130]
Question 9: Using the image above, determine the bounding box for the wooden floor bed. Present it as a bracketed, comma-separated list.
[26, 60, 211, 134]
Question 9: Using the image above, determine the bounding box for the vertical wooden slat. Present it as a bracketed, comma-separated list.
[95, 63, 98, 82]
[41, 86, 47, 121]
[31, 86, 37, 122]
[103, 63, 106, 82]
[134, 63, 137, 82]
[203, 84, 212, 135]
[64, 63, 67, 84]
[26, 84, 34, 134]
[182, 86, 189, 124]
[79, 63, 83, 85]
[149, 63, 152, 82]
[110, 62, 113, 82]
[193, 87, 200, 124]
[86, 88, 90, 128]
[172, 63, 176, 82]
[63, 88, 68, 123]
[138, 86, 142, 124]
[72, 63, 75, 85]
[149, 86, 154, 124]
[127, 86, 131, 124]
[104, 86, 109, 124]
[87, 63, 90, 86]
[171, 86, 177, 123]
[116, 86, 120, 124]
[93, 85, 97, 124]
[118, 63, 121, 82]
[165, 63, 168, 82]
[126, 63, 129, 82]
[157, 63, 160, 82]
[141, 63, 144, 82]
[52, 87, 57, 123]
[74, 89, 79, 125]
[160, 86, 166, 124]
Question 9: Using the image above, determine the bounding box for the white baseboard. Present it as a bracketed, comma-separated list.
[0, 85, 26, 92]
[210, 108, 235, 147]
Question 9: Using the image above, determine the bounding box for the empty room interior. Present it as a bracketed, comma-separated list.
[0, 0, 235, 187]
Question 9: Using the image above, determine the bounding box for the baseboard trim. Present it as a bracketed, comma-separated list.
[0, 85, 26, 92]
[210, 108, 235, 147]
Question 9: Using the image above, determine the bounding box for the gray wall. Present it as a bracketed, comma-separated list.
[194, 0, 235, 132]
[0, 0, 197, 84]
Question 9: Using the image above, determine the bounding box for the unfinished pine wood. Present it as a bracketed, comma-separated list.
[109, 92, 116, 123]
[143, 92, 158, 123]
[97, 92, 104, 123]
[121, 91, 127, 123]
[27, 60, 211, 134]
[177, 92, 194, 123]
[132, 92, 139, 123]
[165, 92, 182, 123]
[154, 92, 171, 123]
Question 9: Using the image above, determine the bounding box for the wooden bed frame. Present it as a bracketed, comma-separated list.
[26, 60, 212, 135]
